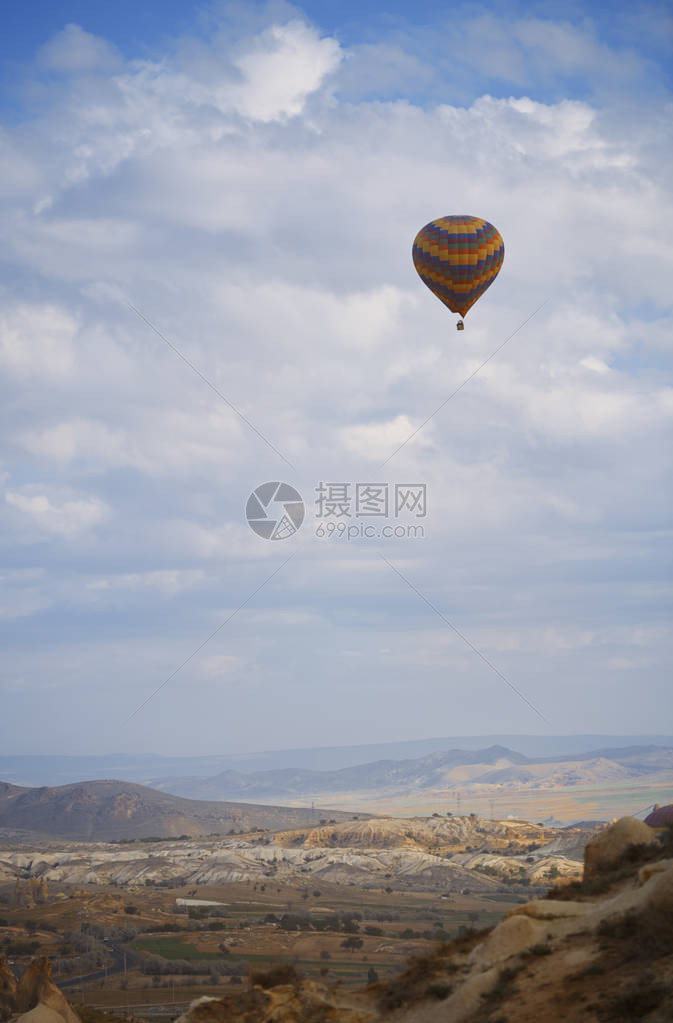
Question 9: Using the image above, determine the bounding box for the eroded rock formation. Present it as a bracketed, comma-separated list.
[0, 957, 17, 1021]
[174, 816, 673, 1023]
[583, 815, 658, 879]
[4, 958, 80, 1023]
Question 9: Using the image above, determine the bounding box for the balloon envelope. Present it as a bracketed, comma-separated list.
[412, 215, 504, 318]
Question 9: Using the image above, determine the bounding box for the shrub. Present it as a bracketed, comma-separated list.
[568, 963, 605, 980]
[598, 906, 673, 962]
[597, 979, 669, 1021]
[427, 982, 452, 1000]
[250, 964, 300, 989]
[4, 941, 40, 956]
[72, 1007, 123, 1023]
[278, 913, 311, 932]
[378, 952, 436, 1011]
[479, 965, 523, 1012]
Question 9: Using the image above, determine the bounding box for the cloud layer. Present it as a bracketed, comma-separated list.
[1, 3, 671, 754]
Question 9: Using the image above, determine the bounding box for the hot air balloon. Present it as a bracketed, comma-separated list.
[412, 215, 504, 329]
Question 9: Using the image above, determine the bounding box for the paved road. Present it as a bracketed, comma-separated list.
[60, 945, 127, 990]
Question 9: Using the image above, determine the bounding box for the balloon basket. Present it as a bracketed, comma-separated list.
[456, 320, 465, 331]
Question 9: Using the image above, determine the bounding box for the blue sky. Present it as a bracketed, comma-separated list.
[4, 0, 672, 107]
[0, 1, 671, 756]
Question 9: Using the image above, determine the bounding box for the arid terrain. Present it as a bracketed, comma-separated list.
[1, 813, 672, 1023]
[1, 748, 670, 1020]
[144, 744, 673, 825]
[0, 812, 597, 1004]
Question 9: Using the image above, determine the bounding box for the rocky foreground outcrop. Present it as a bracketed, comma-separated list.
[583, 816, 659, 880]
[176, 817, 673, 1023]
[0, 958, 18, 1021]
[176, 986, 374, 1023]
[0, 958, 80, 1023]
[2, 819, 670, 1023]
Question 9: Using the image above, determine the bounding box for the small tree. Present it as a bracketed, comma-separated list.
[367, 967, 379, 984]
[340, 936, 363, 952]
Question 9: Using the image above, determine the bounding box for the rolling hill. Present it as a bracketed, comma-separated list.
[148, 744, 529, 800]
[146, 744, 673, 803]
[0, 779, 366, 841]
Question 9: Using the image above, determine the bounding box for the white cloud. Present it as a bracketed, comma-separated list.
[437, 13, 654, 95]
[5, 488, 108, 537]
[20, 407, 245, 476]
[22, 419, 123, 462]
[0, 590, 51, 620]
[36, 24, 121, 73]
[339, 414, 431, 461]
[0, 6, 671, 751]
[0, 305, 77, 377]
[231, 20, 342, 121]
[0, 132, 43, 199]
[86, 570, 210, 595]
[200, 653, 249, 679]
[580, 356, 611, 374]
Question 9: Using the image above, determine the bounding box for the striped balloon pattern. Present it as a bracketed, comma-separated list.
[412, 215, 504, 319]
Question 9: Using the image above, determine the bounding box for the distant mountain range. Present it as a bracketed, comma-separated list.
[3, 734, 673, 786]
[146, 743, 673, 802]
[1, 743, 670, 841]
[1, 739, 671, 831]
[0, 780, 364, 841]
[149, 744, 527, 799]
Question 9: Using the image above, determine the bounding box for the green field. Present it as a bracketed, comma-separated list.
[132, 937, 220, 960]
[131, 937, 397, 984]
[225, 951, 391, 972]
